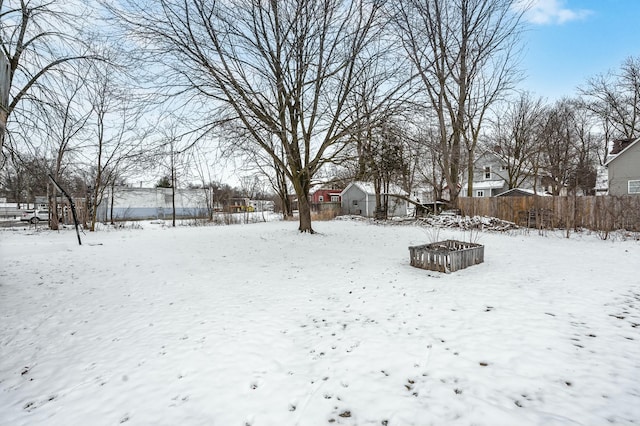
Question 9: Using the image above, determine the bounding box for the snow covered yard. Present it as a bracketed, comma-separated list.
[1, 220, 639, 426]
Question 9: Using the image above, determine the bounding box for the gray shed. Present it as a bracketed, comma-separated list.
[340, 181, 408, 217]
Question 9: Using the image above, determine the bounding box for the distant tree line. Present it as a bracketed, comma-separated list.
[1, 0, 638, 232]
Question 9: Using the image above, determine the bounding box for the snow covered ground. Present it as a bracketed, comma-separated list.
[1, 219, 639, 425]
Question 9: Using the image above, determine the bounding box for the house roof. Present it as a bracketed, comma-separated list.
[312, 188, 342, 194]
[341, 181, 407, 197]
[496, 188, 551, 197]
[610, 138, 636, 155]
[605, 136, 640, 166]
[472, 181, 507, 190]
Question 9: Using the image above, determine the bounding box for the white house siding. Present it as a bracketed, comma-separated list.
[463, 180, 507, 198]
[96, 187, 209, 220]
[462, 151, 538, 197]
[461, 152, 507, 197]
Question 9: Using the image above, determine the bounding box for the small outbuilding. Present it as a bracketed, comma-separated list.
[340, 181, 409, 218]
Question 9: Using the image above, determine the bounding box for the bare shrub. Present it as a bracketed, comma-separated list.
[421, 226, 441, 244]
[312, 210, 339, 221]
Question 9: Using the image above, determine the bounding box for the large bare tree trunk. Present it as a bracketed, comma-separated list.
[0, 109, 6, 154]
[291, 171, 314, 233]
[0, 48, 6, 150]
[296, 192, 313, 234]
[110, 182, 115, 225]
[467, 150, 475, 198]
[277, 164, 293, 219]
[49, 184, 60, 230]
[90, 155, 103, 231]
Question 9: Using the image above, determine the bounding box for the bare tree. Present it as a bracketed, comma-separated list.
[157, 134, 185, 227]
[391, 0, 525, 203]
[1, 50, 9, 152]
[85, 58, 145, 231]
[107, 0, 401, 233]
[218, 122, 295, 219]
[537, 99, 574, 196]
[536, 98, 600, 196]
[581, 56, 640, 143]
[251, 142, 294, 219]
[190, 145, 219, 221]
[45, 76, 92, 229]
[488, 92, 545, 189]
[0, 0, 100, 157]
[0, 153, 49, 207]
[411, 117, 448, 202]
[357, 118, 410, 218]
[566, 100, 599, 195]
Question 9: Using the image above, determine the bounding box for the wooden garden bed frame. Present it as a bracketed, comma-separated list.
[409, 240, 484, 273]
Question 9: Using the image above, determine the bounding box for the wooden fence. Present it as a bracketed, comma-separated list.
[457, 195, 640, 232]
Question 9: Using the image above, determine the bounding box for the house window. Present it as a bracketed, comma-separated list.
[330, 195, 339, 202]
[629, 180, 640, 194]
[352, 200, 358, 206]
[319, 195, 324, 202]
[476, 190, 484, 197]
[484, 166, 491, 179]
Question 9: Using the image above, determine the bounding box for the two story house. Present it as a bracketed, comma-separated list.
[461, 151, 555, 197]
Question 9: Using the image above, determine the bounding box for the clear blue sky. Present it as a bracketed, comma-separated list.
[517, 0, 640, 100]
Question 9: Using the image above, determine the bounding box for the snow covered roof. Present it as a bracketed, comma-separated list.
[341, 181, 408, 196]
[312, 188, 343, 195]
[496, 188, 551, 197]
[472, 181, 507, 190]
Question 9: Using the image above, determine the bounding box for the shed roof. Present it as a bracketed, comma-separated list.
[312, 188, 343, 194]
[473, 181, 507, 190]
[341, 181, 407, 197]
[496, 188, 550, 197]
